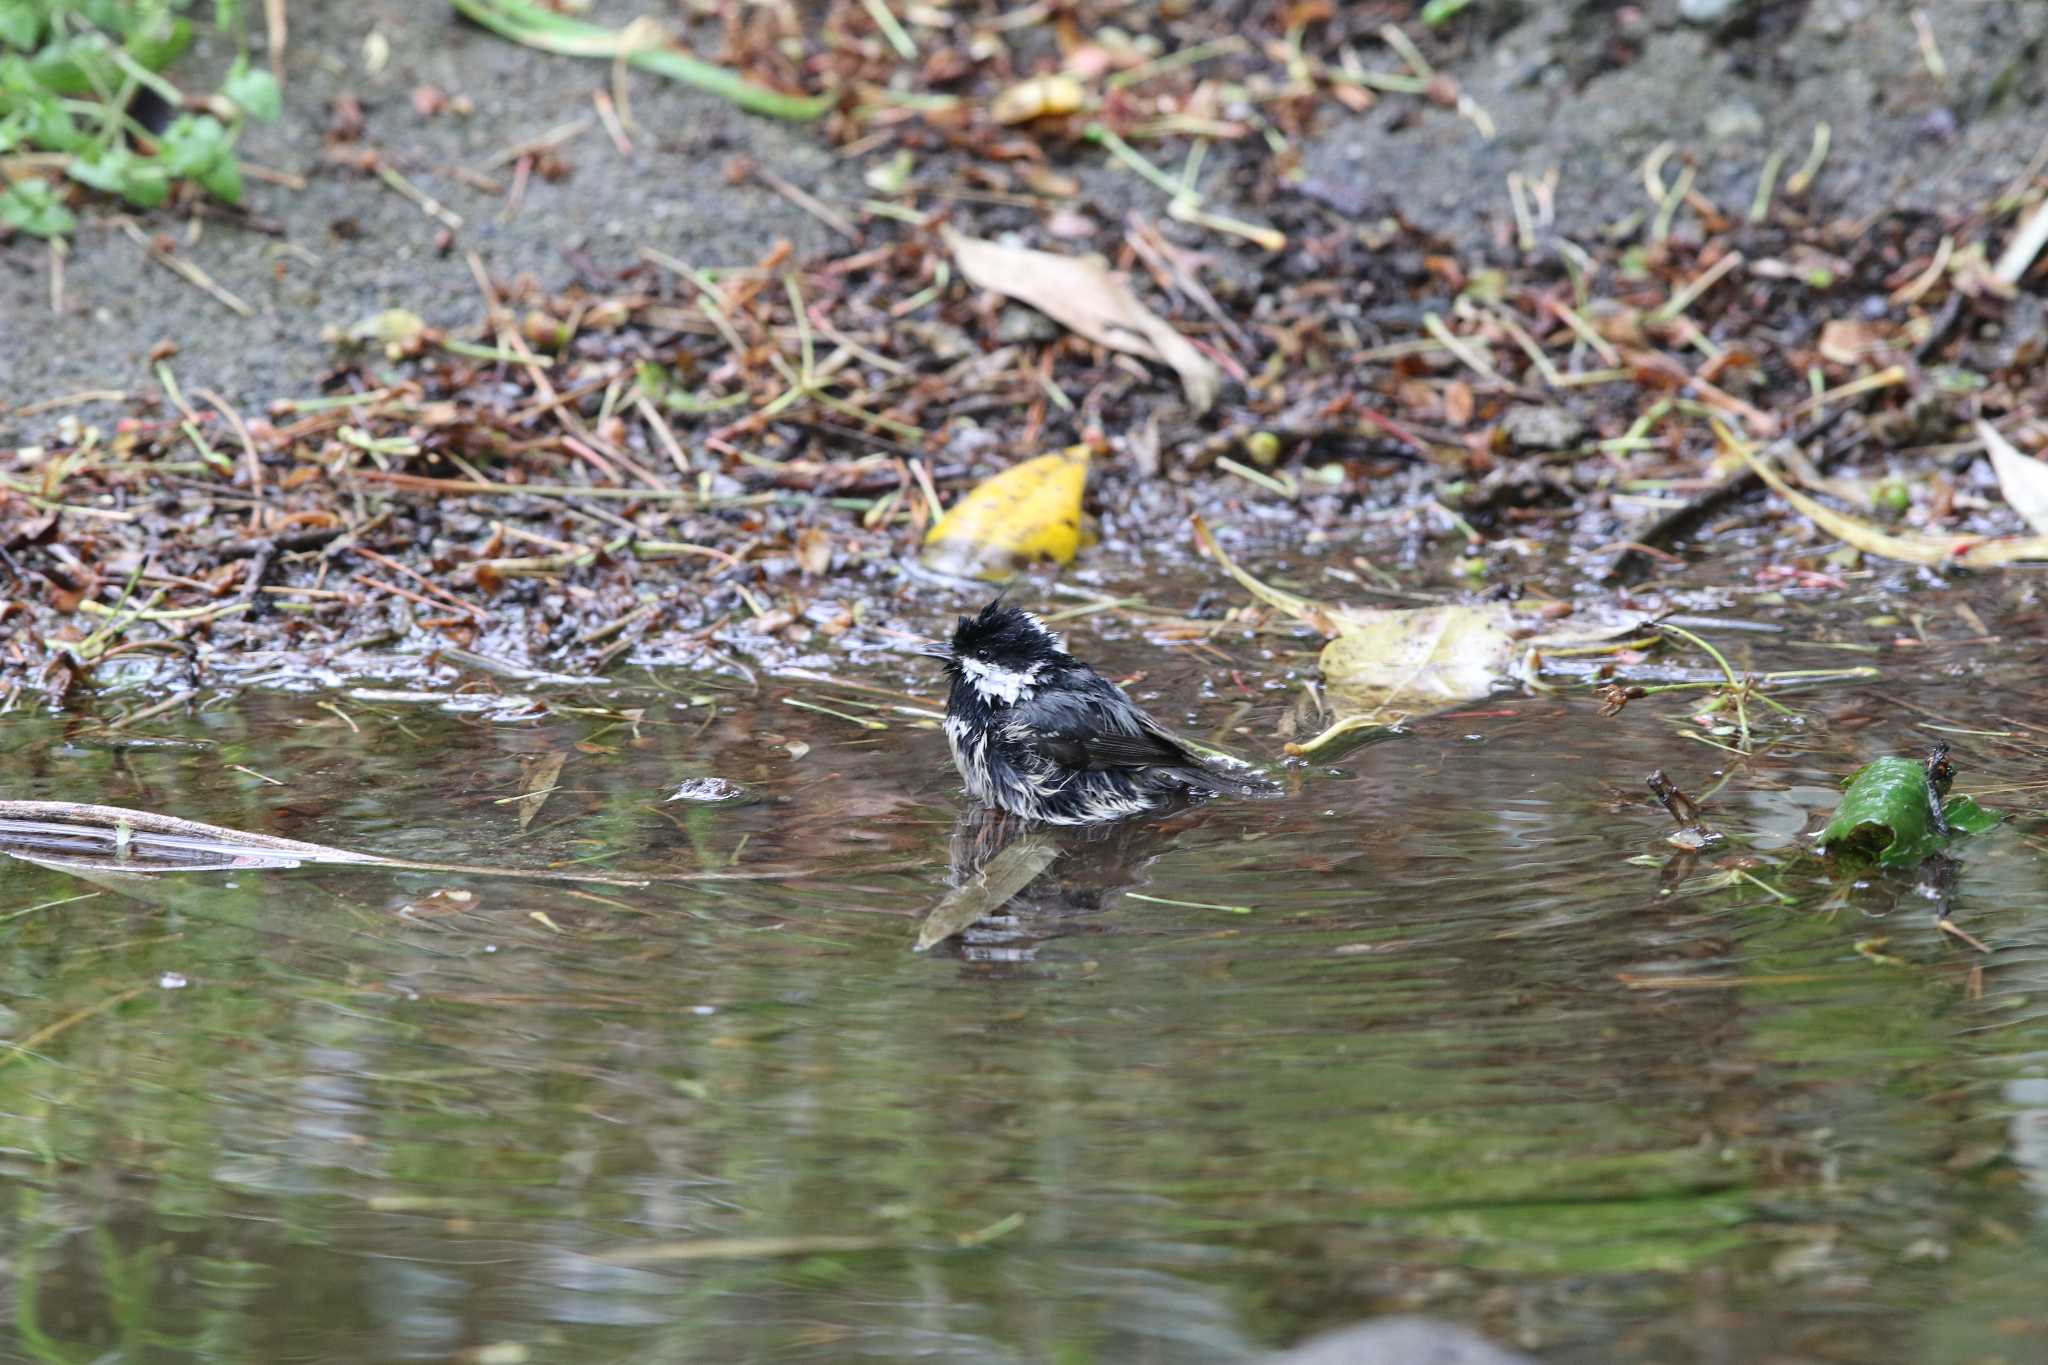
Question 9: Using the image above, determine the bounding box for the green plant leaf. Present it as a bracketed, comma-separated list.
[64, 144, 131, 192]
[158, 112, 231, 177]
[0, 1, 42, 53]
[196, 154, 242, 203]
[221, 58, 279, 122]
[450, 0, 834, 121]
[0, 177, 77, 237]
[1817, 756, 2001, 867]
[1420, 0, 1473, 25]
[125, 13, 193, 72]
[68, 147, 172, 208]
[27, 31, 121, 95]
[26, 97, 85, 152]
[120, 160, 171, 207]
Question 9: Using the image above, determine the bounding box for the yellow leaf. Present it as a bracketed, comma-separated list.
[1734, 439, 2048, 568]
[1195, 515, 1639, 752]
[1321, 604, 1522, 719]
[923, 446, 1090, 581]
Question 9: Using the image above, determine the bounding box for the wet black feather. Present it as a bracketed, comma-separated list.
[934, 601, 1269, 825]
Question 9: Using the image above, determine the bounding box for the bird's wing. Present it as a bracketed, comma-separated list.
[1010, 679, 1202, 773]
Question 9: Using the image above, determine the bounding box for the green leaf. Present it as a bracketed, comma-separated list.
[196, 154, 242, 204]
[1420, 0, 1474, 25]
[27, 31, 121, 96]
[64, 145, 132, 193]
[120, 160, 171, 208]
[0, 1, 42, 53]
[0, 177, 77, 238]
[221, 58, 280, 122]
[72, 147, 171, 208]
[158, 112, 231, 177]
[1817, 755, 2001, 867]
[26, 97, 84, 152]
[69, 148, 173, 208]
[124, 14, 193, 73]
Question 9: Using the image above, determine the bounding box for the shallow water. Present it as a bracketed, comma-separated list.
[2, 582, 2046, 1364]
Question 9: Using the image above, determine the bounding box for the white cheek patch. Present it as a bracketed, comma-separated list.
[1018, 612, 1063, 653]
[960, 656, 1040, 705]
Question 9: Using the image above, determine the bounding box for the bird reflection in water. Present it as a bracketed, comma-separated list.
[916, 803, 1204, 963]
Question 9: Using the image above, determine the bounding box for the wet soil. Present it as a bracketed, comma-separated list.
[0, 0, 851, 419]
[6, 3, 2045, 429]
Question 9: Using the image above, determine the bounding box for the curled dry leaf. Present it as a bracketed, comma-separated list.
[942, 227, 1221, 414]
[1977, 419, 2048, 537]
[923, 444, 1089, 581]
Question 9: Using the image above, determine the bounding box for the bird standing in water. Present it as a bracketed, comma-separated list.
[925, 601, 1267, 825]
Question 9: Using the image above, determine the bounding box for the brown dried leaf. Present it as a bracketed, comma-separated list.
[516, 751, 567, 831]
[795, 526, 833, 576]
[942, 228, 1221, 413]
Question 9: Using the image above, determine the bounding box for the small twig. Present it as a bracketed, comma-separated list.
[375, 163, 464, 231]
[1785, 122, 1831, 196]
[1748, 147, 1785, 223]
[264, 0, 288, 81]
[1994, 197, 2048, 285]
[753, 165, 858, 240]
[859, 0, 917, 60]
[1649, 250, 1743, 324]
[1422, 312, 1508, 387]
[118, 219, 253, 317]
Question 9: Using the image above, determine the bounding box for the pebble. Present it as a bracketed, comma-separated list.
[1679, 0, 1747, 25]
[1705, 98, 1765, 144]
[1501, 404, 1588, 452]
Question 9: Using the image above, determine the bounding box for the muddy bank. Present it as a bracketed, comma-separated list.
[6, 4, 2044, 430]
[4, 1, 2048, 707]
[0, 0, 848, 425]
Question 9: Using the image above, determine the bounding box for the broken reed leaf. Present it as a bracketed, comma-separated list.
[915, 834, 1062, 951]
[1977, 419, 2048, 537]
[0, 801, 650, 887]
[941, 228, 1221, 413]
[450, 0, 833, 121]
[1196, 517, 1638, 735]
[1736, 443, 2048, 567]
[1816, 756, 2000, 868]
[922, 444, 1089, 581]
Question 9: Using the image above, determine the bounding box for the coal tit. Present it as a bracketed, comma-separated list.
[925, 601, 1268, 826]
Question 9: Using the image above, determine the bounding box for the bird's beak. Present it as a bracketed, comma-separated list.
[917, 641, 953, 661]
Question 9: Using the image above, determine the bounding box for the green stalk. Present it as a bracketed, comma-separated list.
[450, 0, 833, 121]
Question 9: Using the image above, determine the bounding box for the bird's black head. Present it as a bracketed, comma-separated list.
[928, 600, 1069, 703]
